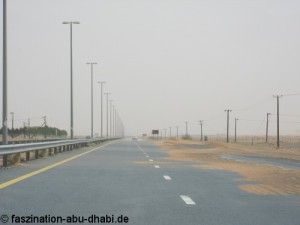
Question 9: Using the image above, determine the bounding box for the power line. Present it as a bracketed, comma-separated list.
[232, 98, 273, 112]
[283, 93, 300, 97]
[238, 118, 265, 122]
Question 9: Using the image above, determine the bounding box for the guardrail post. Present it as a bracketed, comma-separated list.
[49, 148, 52, 156]
[26, 151, 30, 161]
[35, 150, 39, 159]
[3, 155, 8, 167]
[54, 147, 57, 154]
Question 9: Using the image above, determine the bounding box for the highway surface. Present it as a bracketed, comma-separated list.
[0, 139, 299, 225]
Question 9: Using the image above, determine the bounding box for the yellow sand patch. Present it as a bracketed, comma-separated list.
[155, 139, 300, 196]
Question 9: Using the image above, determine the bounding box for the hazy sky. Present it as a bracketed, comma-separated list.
[1, 0, 300, 137]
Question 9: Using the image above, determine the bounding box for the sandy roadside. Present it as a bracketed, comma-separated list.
[154, 138, 300, 196]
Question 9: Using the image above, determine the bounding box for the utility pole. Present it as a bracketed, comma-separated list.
[10, 112, 14, 139]
[98, 81, 106, 138]
[169, 127, 172, 137]
[104, 93, 110, 137]
[273, 95, 283, 148]
[234, 118, 238, 143]
[164, 129, 167, 140]
[176, 126, 179, 139]
[224, 110, 232, 143]
[185, 122, 188, 136]
[199, 120, 203, 141]
[2, 0, 8, 145]
[266, 113, 271, 143]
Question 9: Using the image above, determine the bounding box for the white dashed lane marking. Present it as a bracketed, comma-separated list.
[163, 175, 172, 180]
[137, 143, 196, 206]
[180, 195, 196, 205]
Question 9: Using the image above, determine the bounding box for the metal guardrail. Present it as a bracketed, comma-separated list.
[0, 138, 65, 145]
[0, 137, 118, 167]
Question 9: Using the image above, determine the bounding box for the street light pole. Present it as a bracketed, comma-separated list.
[176, 126, 179, 139]
[98, 81, 106, 138]
[104, 93, 110, 137]
[28, 118, 31, 139]
[63, 21, 80, 139]
[10, 112, 14, 139]
[2, 0, 8, 144]
[115, 109, 117, 137]
[169, 127, 172, 137]
[87, 62, 97, 138]
[109, 100, 114, 137]
[112, 105, 115, 137]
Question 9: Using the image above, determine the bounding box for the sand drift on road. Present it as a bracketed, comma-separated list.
[156, 138, 300, 196]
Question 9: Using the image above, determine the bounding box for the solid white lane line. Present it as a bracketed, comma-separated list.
[180, 195, 196, 205]
[149, 159, 153, 162]
[154, 165, 160, 168]
[163, 175, 172, 180]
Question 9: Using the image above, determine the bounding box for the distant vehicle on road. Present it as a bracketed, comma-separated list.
[132, 136, 138, 141]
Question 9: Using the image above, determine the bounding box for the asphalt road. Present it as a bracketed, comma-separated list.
[0, 139, 300, 225]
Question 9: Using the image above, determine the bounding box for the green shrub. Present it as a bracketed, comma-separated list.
[182, 135, 192, 140]
[8, 153, 21, 165]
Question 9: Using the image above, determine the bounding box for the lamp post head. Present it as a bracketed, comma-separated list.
[62, 21, 80, 24]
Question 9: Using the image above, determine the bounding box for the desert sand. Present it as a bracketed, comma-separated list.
[155, 138, 300, 195]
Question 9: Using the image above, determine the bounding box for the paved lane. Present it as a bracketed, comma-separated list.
[0, 139, 299, 225]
